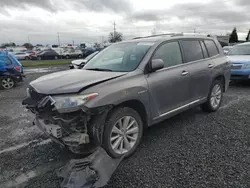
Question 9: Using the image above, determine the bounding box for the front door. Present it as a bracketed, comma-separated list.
[146, 41, 191, 118]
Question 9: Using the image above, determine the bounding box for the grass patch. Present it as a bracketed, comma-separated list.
[21, 60, 71, 67]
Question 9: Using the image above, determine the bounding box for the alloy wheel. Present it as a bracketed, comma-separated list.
[1, 77, 14, 89]
[210, 84, 222, 109]
[110, 116, 139, 155]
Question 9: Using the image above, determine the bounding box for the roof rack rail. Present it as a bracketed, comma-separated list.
[133, 33, 183, 40]
[133, 33, 214, 40]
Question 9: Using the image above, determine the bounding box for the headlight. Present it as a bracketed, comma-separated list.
[244, 64, 250, 69]
[52, 93, 98, 113]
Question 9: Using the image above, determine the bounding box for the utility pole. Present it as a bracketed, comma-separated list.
[57, 32, 61, 46]
[113, 21, 116, 37]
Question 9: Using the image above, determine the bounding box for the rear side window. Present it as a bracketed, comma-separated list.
[6, 57, 12, 65]
[200, 41, 209, 58]
[204, 40, 219, 57]
[152, 42, 183, 68]
[181, 40, 204, 62]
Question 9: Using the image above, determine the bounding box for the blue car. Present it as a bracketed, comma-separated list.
[227, 43, 250, 80]
[0, 51, 24, 89]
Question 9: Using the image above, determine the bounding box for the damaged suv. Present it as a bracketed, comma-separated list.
[23, 35, 231, 158]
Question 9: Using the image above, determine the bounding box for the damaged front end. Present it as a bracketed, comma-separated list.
[22, 87, 112, 155]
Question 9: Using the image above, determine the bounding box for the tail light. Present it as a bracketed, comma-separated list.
[14, 66, 21, 72]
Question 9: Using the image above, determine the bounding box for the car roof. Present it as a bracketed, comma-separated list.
[235, 42, 250, 46]
[121, 35, 216, 44]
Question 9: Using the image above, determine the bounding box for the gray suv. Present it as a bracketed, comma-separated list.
[23, 35, 231, 158]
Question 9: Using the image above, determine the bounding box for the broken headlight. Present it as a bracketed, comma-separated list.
[52, 93, 98, 113]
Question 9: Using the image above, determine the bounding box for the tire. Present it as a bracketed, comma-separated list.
[201, 79, 223, 112]
[25, 56, 30, 60]
[0, 76, 15, 90]
[55, 56, 58, 60]
[38, 56, 42, 60]
[78, 54, 83, 58]
[103, 107, 143, 158]
[66, 55, 70, 59]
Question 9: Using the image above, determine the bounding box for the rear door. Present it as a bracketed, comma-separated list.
[146, 41, 191, 118]
[180, 39, 214, 101]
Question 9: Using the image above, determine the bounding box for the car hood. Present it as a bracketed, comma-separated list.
[227, 55, 250, 64]
[30, 69, 127, 94]
[72, 59, 87, 65]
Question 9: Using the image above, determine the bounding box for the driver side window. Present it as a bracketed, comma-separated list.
[153, 42, 183, 68]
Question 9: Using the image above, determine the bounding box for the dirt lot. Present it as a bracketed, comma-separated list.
[0, 71, 250, 188]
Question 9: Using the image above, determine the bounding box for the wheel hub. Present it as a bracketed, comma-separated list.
[110, 116, 139, 155]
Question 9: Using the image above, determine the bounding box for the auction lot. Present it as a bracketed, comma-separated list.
[0, 69, 250, 188]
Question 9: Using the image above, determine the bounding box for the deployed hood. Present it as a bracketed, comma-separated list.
[30, 69, 127, 94]
[72, 59, 87, 66]
[227, 55, 250, 64]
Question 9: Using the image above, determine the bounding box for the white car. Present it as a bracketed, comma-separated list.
[14, 52, 30, 60]
[63, 49, 83, 59]
[70, 51, 99, 69]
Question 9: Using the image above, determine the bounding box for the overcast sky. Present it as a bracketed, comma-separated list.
[0, 0, 249, 45]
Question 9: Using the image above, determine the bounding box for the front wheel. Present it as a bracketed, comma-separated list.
[103, 107, 143, 158]
[201, 80, 223, 112]
[0, 76, 15, 89]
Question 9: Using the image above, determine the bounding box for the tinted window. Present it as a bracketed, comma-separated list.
[200, 41, 209, 58]
[6, 57, 12, 65]
[204, 40, 219, 57]
[153, 42, 183, 68]
[181, 40, 204, 62]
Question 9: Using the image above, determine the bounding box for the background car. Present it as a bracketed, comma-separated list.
[14, 52, 30, 60]
[31, 50, 60, 60]
[0, 51, 24, 89]
[69, 51, 99, 69]
[62, 49, 83, 59]
[227, 42, 250, 80]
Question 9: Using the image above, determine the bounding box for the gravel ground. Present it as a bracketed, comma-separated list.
[0, 71, 250, 188]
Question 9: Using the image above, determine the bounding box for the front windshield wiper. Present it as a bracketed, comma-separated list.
[86, 68, 113, 72]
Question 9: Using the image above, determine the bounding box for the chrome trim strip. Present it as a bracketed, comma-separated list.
[153, 99, 203, 120]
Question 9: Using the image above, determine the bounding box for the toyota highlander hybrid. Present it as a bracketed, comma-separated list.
[22, 35, 231, 158]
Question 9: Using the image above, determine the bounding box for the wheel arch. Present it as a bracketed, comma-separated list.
[213, 74, 225, 92]
[107, 99, 149, 129]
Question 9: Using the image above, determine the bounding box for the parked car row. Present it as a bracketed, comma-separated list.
[13, 48, 100, 61]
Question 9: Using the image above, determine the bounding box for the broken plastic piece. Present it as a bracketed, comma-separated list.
[62, 133, 90, 146]
[57, 147, 124, 188]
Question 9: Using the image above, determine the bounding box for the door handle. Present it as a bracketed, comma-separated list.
[208, 64, 214, 68]
[182, 71, 189, 76]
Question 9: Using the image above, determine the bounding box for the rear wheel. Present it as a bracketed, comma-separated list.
[103, 107, 143, 158]
[78, 54, 83, 58]
[38, 56, 42, 60]
[25, 56, 30, 60]
[66, 55, 70, 59]
[201, 80, 223, 112]
[55, 56, 58, 60]
[0, 76, 15, 89]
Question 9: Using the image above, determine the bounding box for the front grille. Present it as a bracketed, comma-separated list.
[231, 64, 242, 69]
[29, 87, 45, 101]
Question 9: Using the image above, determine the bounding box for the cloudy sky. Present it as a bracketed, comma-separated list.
[0, 0, 249, 45]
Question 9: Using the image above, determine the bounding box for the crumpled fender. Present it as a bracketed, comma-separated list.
[57, 147, 124, 188]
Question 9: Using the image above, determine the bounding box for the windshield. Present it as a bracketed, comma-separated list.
[83, 42, 154, 72]
[228, 46, 250, 55]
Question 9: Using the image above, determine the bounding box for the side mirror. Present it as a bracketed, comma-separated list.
[151, 59, 164, 72]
